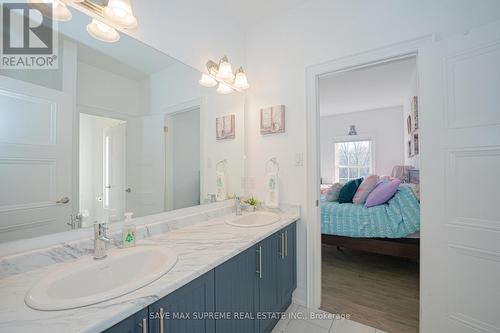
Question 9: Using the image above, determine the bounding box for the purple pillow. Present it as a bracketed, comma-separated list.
[364, 179, 401, 208]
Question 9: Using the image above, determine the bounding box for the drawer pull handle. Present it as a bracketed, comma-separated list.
[160, 307, 165, 333]
[139, 318, 147, 333]
[280, 232, 285, 259]
[256, 245, 262, 279]
[285, 230, 288, 257]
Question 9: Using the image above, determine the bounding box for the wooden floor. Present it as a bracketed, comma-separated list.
[321, 244, 419, 333]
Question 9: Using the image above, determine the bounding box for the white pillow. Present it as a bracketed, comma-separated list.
[326, 183, 343, 202]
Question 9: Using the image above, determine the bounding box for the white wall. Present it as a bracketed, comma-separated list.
[243, 0, 500, 304]
[149, 63, 246, 201]
[76, 62, 146, 116]
[130, 1, 246, 73]
[320, 106, 404, 183]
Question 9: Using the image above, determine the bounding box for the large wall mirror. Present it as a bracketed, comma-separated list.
[0, 8, 245, 243]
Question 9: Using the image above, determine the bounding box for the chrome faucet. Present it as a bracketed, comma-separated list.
[94, 222, 110, 260]
[235, 197, 249, 216]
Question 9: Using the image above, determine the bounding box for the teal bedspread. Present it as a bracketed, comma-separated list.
[321, 185, 420, 238]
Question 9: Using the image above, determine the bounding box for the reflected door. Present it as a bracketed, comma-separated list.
[0, 76, 73, 242]
[103, 123, 126, 221]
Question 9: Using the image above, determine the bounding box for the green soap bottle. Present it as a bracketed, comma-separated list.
[122, 212, 136, 248]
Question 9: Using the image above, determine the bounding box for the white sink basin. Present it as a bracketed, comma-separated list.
[225, 211, 281, 227]
[25, 245, 177, 311]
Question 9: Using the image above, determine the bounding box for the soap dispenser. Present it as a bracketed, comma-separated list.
[122, 212, 136, 248]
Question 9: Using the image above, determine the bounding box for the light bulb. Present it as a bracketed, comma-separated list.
[86, 19, 120, 43]
[234, 67, 249, 90]
[216, 82, 234, 95]
[104, 0, 138, 29]
[199, 73, 217, 88]
[29, 0, 72, 21]
[217, 56, 234, 81]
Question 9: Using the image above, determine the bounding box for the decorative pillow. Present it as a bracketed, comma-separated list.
[352, 175, 380, 204]
[364, 179, 401, 208]
[325, 183, 343, 202]
[338, 178, 364, 204]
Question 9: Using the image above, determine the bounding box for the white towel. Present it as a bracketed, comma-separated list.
[216, 171, 227, 201]
[265, 172, 279, 208]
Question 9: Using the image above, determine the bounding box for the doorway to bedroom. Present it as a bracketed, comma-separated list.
[318, 57, 421, 333]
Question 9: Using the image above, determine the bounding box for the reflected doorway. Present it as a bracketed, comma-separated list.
[79, 113, 126, 227]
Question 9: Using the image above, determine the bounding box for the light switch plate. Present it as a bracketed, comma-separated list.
[294, 153, 304, 166]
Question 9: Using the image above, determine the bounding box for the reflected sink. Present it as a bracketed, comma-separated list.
[25, 245, 177, 311]
[225, 211, 281, 227]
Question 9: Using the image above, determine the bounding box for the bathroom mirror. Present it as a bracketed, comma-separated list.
[0, 9, 245, 243]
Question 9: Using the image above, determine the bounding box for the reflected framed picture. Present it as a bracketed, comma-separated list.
[260, 105, 285, 135]
[413, 133, 419, 155]
[406, 115, 412, 134]
[216, 114, 235, 140]
[408, 140, 413, 157]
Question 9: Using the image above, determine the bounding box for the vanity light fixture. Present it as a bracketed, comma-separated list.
[199, 56, 250, 94]
[86, 18, 120, 43]
[29, 0, 139, 43]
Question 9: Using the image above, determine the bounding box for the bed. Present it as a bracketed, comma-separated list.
[321, 172, 421, 261]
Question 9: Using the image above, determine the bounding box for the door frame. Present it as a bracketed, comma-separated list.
[304, 35, 434, 314]
[163, 98, 204, 211]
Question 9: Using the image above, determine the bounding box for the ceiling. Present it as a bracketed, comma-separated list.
[215, 0, 310, 27]
[319, 57, 417, 117]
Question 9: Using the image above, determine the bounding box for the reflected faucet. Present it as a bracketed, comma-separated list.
[94, 222, 110, 260]
[235, 197, 242, 216]
[235, 197, 249, 216]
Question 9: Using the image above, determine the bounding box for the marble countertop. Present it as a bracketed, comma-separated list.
[0, 209, 299, 333]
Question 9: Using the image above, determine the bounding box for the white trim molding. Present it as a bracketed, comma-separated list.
[305, 35, 434, 310]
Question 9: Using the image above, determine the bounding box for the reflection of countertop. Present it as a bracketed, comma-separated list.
[0, 208, 300, 333]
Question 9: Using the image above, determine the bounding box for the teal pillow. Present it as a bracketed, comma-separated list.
[338, 178, 364, 203]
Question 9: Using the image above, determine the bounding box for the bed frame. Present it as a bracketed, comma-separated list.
[322, 234, 420, 262]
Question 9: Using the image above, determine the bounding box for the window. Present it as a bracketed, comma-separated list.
[334, 140, 373, 183]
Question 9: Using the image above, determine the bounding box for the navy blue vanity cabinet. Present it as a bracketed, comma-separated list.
[102, 308, 149, 333]
[149, 270, 215, 333]
[214, 245, 259, 333]
[258, 230, 283, 333]
[280, 222, 297, 310]
[100, 221, 297, 333]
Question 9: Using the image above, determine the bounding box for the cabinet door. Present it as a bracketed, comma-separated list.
[102, 308, 148, 333]
[149, 270, 215, 333]
[215, 245, 259, 333]
[258, 230, 281, 333]
[281, 222, 297, 309]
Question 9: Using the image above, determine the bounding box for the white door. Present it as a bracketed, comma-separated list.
[419, 21, 500, 332]
[0, 76, 73, 242]
[103, 123, 126, 221]
[126, 115, 165, 217]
